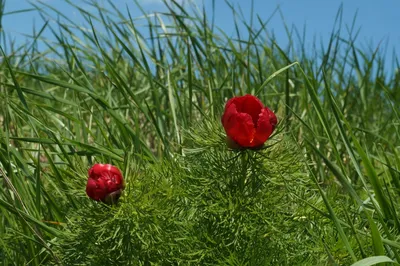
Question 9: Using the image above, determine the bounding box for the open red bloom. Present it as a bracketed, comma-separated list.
[86, 164, 124, 203]
[221, 94, 277, 148]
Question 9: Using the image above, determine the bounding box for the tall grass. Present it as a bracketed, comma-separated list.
[0, 0, 399, 264]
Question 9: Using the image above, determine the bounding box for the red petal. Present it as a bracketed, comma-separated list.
[87, 164, 124, 201]
[223, 103, 256, 147]
[89, 164, 122, 178]
[221, 97, 238, 126]
[85, 178, 97, 200]
[252, 107, 277, 147]
[234, 95, 263, 125]
[222, 95, 263, 126]
[86, 178, 107, 201]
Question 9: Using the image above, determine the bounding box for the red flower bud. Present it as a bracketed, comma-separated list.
[86, 164, 124, 204]
[221, 94, 277, 148]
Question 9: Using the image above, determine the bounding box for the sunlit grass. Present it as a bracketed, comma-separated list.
[0, 0, 399, 265]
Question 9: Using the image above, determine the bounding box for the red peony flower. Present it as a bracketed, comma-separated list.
[86, 164, 124, 204]
[221, 94, 277, 148]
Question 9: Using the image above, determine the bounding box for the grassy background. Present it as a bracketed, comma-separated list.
[0, 0, 399, 265]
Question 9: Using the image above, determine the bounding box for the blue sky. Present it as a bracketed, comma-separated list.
[2, 0, 400, 70]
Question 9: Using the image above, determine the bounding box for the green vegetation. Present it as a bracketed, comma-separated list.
[0, 0, 399, 265]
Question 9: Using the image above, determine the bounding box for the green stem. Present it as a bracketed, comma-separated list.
[240, 151, 248, 194]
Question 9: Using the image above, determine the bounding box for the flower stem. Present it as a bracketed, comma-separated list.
[240, 151, 248, 194]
